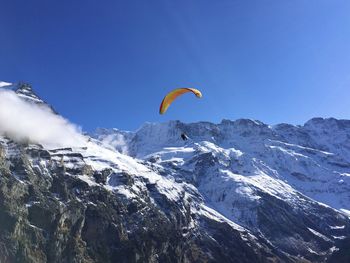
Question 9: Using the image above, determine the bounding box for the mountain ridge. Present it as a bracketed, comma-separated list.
[0, 82, 349, 262]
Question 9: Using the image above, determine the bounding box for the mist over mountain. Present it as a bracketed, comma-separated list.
[0, 82, 349, 263]
[0, 83, 85, 148]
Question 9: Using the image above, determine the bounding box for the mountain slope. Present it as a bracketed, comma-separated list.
[0, 83, 287, 263]
[94, 119, 350, 262]
[0, 82, 349, 262]
[2, 137, 287, 262]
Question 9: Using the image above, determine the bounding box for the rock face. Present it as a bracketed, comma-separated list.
[0, 138, 284, 263]
[0, 83, 350, 262]
[94, 120, 350, 262]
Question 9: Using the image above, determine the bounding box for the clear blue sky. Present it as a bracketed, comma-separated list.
[1, 0, 349, 131]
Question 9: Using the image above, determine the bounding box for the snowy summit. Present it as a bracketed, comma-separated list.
[0, 83, 349, 263]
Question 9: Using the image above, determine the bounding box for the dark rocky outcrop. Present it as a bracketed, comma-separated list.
[0, 140, 284, 263]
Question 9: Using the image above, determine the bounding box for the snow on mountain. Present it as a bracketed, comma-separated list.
[0, 82, 85, 149]
[93, 117, 350, 260]
[14, 82, 47, 105]
[94, 118, 350, 212]
[1, 82, 350, 262]
[0, 81, 50, 105]
[1, 127, 278, 262]
[0, 81, 12, 88]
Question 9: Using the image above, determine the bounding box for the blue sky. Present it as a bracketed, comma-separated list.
[1, 0, 349, 131]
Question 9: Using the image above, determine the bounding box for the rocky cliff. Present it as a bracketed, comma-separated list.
[0, 83, 349, 262]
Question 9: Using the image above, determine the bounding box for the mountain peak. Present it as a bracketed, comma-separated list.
[305, 117, 350, 130]
[0, 81, 41, 101]
[16, 82, 33, 93]
[1, 81, 350, 262]
[0, 81, 57, 115]
[14, 82, 43, 103]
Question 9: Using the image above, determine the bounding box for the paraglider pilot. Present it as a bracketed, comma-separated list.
[181, 133, 188, 141]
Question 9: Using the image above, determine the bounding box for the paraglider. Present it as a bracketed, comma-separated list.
[159, 88, 202, 142]
[159, 88, 202, 115]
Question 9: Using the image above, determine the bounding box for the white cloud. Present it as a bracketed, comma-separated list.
[0, 89, 86, 149]
[102, 133, 129, 155]
[0, 81, 12, 88]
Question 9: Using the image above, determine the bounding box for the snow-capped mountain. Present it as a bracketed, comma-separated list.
[95, 119, 350, 211]
[94, 119, 350, 261]
[0, 82, 349, 262]
[0, 81, 45, 105]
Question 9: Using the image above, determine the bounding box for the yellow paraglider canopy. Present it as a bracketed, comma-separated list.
[159, 88, 202, 114]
